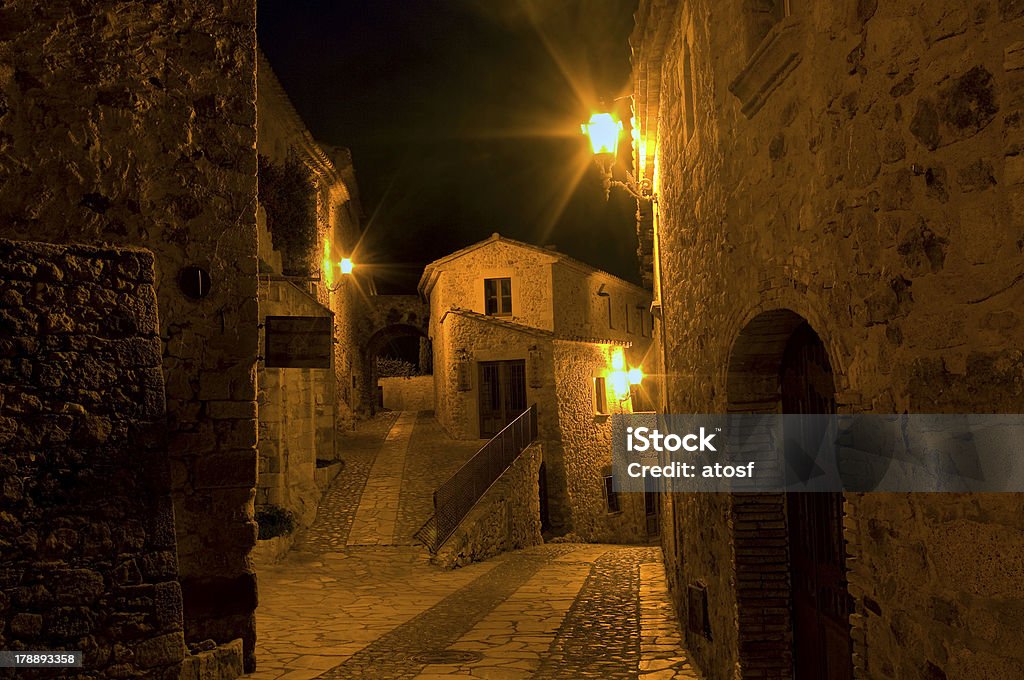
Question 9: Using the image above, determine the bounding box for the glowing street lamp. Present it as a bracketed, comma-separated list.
[581, 113, 622, 158]
[339, 257, 354, 275]
[581, 110, 654, 202]
[628, 367, 644, 385]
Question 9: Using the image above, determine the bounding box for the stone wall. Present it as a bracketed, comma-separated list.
[0, 0, 261, 669]
[257, 52, 366, 428]
[379, 375, 435, 412]
[0, 240, 185, 678]
[433, 443, 543, 569]
[552, 340, 649, 544]
[256, 280, 335, 528]
[422, 237, 559, 332]
[633, 1, 1024, 678]
[357, 294, 429, 418]
[550, 262, 653, 344]
[431, 311, 572, 532]
[433, 311, 559, 442]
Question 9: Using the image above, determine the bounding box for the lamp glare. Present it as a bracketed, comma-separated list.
[583, 112, 622, 157]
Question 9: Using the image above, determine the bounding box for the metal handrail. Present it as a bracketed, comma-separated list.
[413, 404, 538, 552]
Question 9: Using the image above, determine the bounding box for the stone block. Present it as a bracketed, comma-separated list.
[193, 451, 258, 490]
[1006, 41, 1024, 71]
[9, 612, 43, 637]
[178, 638, 243, 680]
[198, 373, 232, 401]
[206, 400, 257, 421]
[51, 568, 105, 605]
[133, 630, 185, 669]
[217, 419, 258, 450]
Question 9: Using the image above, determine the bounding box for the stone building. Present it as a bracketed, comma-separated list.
[0, 7, 375, 675]
[420, 233, 656, 542]
[0, 0, 262, 673]
[255, 52, 367, 528]
[631, 1, 1024, 679]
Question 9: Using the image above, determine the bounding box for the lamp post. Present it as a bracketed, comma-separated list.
[581, 111, 655, 202]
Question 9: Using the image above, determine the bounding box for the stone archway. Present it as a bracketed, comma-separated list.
[363, 322, 430, 415]
[725, 308, 852, 680]
[351, 295, 430, 416]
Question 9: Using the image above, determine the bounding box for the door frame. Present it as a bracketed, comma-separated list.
[724, 309, 854, 679]
[477, 359, 527, 438]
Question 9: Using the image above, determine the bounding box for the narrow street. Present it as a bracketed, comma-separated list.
[250, 412, 698, 680]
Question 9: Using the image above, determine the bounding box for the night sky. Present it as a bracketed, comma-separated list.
[257, 0, 639, 294]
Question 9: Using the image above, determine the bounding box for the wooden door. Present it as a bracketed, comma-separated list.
[478, 360, 527, 438]
[780, 323, 853, 680]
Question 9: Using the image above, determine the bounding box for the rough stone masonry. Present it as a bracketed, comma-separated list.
[0, 240, 185, 679]
[0, 0, 261, 671]
[633, 1, 1024, 678]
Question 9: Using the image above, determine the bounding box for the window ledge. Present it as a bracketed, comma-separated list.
[728, 15, 804, 119]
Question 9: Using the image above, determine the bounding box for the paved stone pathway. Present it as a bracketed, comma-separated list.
[253, 545, 698, 680]
[395, 415, 480, 543]
[347, 411, 418, 546]
[250, 412, 700, 680]
[298, 412, 398, 552]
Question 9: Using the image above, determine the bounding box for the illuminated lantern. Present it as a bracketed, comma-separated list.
[581, 112, 622, 159]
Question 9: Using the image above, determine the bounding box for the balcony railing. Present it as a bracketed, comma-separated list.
[414, 405, 538, 552]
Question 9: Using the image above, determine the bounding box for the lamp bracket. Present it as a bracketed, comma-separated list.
[598, 162, 657, 203]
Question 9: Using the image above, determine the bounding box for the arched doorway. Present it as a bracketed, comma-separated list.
[363, 323, 430, 415]
[726, 309, 852, 679]
[780, 322, 852, 680]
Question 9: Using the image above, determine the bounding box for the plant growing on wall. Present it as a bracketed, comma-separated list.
[258, 151, 317, 276]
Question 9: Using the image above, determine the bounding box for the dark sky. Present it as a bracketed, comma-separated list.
[257, 0, 639, 294]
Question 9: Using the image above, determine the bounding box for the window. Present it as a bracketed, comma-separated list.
[604, 474, 621, 514]
[637, 306, 649, 337]
[484, 277, 512, 316]
[682, 37, 696, 141]
[624, 301, 632, 334]
[594, 376, 608, 415]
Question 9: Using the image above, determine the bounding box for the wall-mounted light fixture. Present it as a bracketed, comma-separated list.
[608, 348, 644, 401]
[582, 111, 655, 203]
[322, 239, 356, 292]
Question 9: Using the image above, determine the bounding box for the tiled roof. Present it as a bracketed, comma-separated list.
[440, 307, 632, 347]
[439, 307, 553, 338]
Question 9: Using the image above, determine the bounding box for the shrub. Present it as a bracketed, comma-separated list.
[255, 505, 296, 540]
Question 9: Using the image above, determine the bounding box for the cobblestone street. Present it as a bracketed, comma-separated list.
[250, 412, 698, 679]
